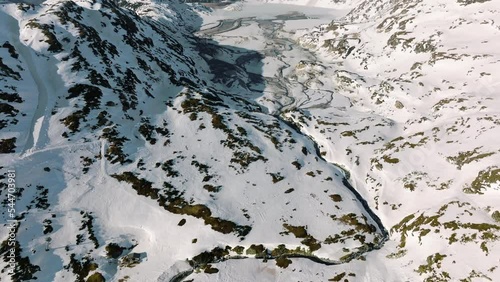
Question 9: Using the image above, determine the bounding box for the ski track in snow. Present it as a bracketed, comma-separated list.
[2, 11, 64, 158]
[7, 20, 51, 156]
[100, 139, 107, 177]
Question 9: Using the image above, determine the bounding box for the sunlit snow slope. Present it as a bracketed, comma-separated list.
[0, 0, 499, 281]
[0, 1, 394, 282]
[271, 0, 500, 281]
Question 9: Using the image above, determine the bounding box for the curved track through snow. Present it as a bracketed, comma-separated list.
[20, 49, 49, 155]
[4, 15, 51, 155]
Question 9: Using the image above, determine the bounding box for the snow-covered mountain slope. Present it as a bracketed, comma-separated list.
[0, 0, 499, 281]
[247, 0, 361, 9]
[0, 1, 391, 281]
[273, 0, 500, 280]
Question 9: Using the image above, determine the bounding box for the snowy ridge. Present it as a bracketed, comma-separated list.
[283, 0, 500, 280]
[0, 1, 390, 282]
[247, 0, 362, 9]
[0, 0, 499, 281]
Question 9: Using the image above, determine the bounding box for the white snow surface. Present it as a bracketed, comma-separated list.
[0, 0, 499, 281]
